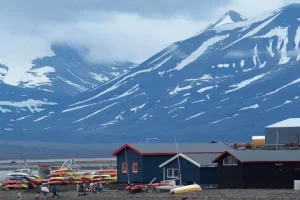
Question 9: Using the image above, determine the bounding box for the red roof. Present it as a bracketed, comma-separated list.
[211, 150, 242, 163]
[112, 143, 224, 156]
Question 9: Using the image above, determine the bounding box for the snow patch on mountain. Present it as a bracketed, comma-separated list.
[224, 11, 283, 49]
[130, 104, 146, 113]
[217, 64, 230, 68]
[265, 78, 300, 95]
[148, 44, 178, 65]
[184, 112, 205, 121]
[33, 115, 50, 122]
[89, 72, 109, 82]
[0, 106, 11, 113]
[73, 68, 152, 106]
[15, 115, 32, 121]
[174, 34, 229, 71]
[21, 66, 55, 88]
[74, 102, 119, 123]
[169, 85, 192, 95]
[295, 26, 300, 60]
[225, 74, 266, 93]
[239, 104, 259, 111]
[185, 74, 213, 82]
[0, 99, 56, 113]
[264, 100, 292, 112]
[152, 56, 172, 70]
[168, 107, 185, 114]
[198, 86, 214, 93]
[210, 114, 239, 124]
[253, 26, 290, 64]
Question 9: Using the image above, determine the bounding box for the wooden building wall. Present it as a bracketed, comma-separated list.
[163, 157, 217, 185]
[116, 148, 172, 183]
[143, 155, 173, 182]
[216, 158, 244, 188]
[216, 154, 300, 189]
[116, 148, 143, 183]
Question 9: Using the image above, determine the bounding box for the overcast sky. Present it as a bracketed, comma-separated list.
[1, 0, 299, 85]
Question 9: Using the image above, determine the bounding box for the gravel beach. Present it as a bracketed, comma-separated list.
[2, 188, 300, 200]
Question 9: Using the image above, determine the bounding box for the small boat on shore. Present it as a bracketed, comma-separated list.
[170, 184, 201, 194]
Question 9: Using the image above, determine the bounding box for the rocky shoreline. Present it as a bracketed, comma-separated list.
[1, 188, 300, 199]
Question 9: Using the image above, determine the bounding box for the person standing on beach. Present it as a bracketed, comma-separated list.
[17, 190, 22, 200]
[78, 183, 84, 196]
[36, 192, 40, 200]
[41, 185, 49, 200]
[52, 185, 60, 198]
[89, 182, 94, 193]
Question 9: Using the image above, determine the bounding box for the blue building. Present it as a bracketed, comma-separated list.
[112, 142, 231, 183]
[159, 153, 218, 186]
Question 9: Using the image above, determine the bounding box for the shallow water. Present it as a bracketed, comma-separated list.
[0, 157, 115, 164]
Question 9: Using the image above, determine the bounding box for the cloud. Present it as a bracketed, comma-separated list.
[0, 11, 206, 85]
[212, 0, 300, 18]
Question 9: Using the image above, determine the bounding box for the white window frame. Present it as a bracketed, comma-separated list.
[223, 156, 237, 166]
[167, 168, 179, 178]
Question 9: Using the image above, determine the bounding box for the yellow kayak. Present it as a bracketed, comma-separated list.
[66, 172, 78, 176]
[53, 168, 69, 173]
[101, 177, 117, 181]
[33, 175, 42, 179]
[49, 177, 65, 181]
[21, 184, 29, 189]
[170, 184, 201, 194]
[70, 177, 82, 181]
[71, 181, 83, 184]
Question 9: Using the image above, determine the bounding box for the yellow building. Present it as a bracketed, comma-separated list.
[252, 136, 265, 149]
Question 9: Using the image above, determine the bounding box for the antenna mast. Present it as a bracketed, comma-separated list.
[175, 136, 182, 186]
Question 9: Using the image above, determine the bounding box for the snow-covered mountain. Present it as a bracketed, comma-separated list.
[201, 10, 247, 32]
[0, 45, 135, 122]
[18, 45, 136, 96]
[3, 4, 300, 143]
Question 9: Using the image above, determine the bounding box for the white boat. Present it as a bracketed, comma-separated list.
[7, 172, 30, 177]
[15, 169, 32, 174]
[170, 184, 201, 194]
[155, 185, 180, 191]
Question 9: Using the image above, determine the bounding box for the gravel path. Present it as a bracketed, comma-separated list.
[2, 189, 300, 199]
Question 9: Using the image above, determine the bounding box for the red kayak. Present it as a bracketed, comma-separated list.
[130, 185, 147, 193]
[62, 181, 71, 185]
[47, 172, 66, 178]
[109, 173, 117, 177]
[96, 170, 117, 174]
[30, 179, 42, 184]
[48, 181, 62, 185]
[4, 180, 22, 185]
[150, 182, 173, 187]
[28, 182, 37, 188]
[4, 184, 21, 189]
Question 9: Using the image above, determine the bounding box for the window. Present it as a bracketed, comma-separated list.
[122, 162, 128, 173]
[223, 157, 228, 165]
[232, 157, 237, 165]
[167, 168, 179, 178]
[132, 162, 139, 173]
[223, 156, 237, 166]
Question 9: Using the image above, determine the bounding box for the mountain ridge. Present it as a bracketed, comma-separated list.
[1, 3, 300, 144]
